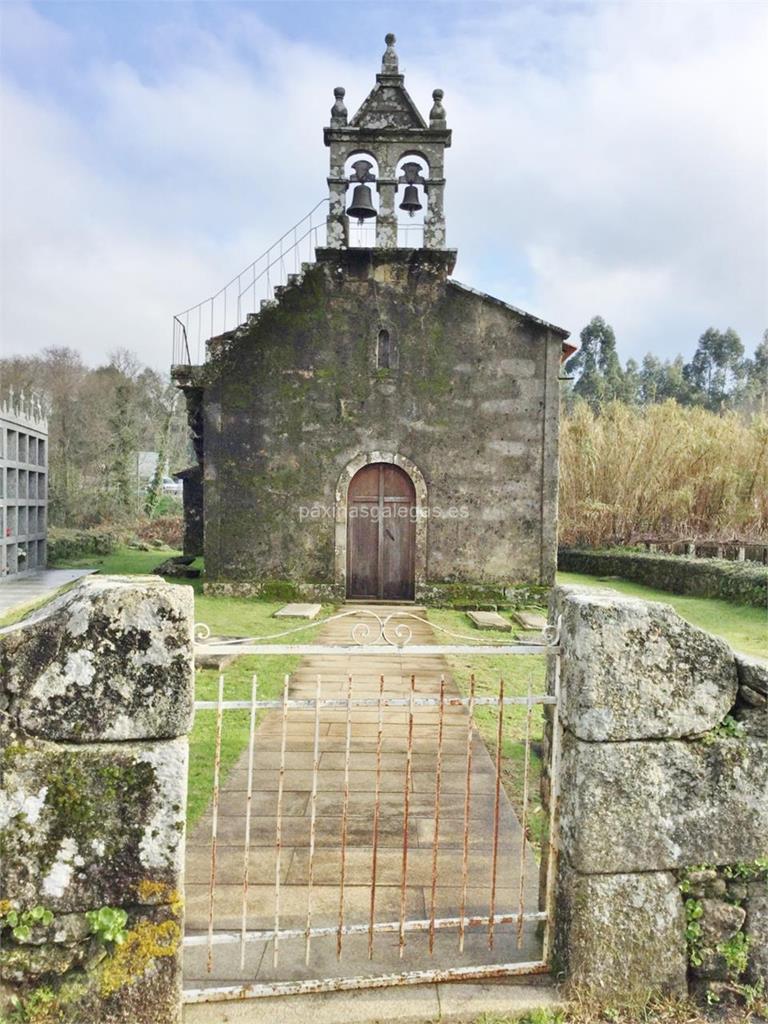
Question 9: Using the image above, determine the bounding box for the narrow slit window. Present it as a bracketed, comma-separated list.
[378, 329, 391, 369]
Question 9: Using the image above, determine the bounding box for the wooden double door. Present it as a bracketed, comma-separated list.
[346, 463, 416, 600]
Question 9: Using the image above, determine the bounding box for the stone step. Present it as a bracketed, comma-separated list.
[182, 977, 562, 1023]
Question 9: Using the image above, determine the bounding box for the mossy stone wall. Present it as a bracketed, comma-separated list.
[0, 577, 194, 1023]
[194, 248, 564, 594]
[549, 585, 768, 1003]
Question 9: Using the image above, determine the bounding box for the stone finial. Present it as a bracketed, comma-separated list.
[381, 32, 398, 73]
[331, 85, 347, 125]
[430, 88, 446, 126]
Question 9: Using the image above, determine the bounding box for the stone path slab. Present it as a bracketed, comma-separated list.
[466, 610, 512, 631]
[184, 604, 541, 995]
[274, 603, 322, 619]
[0, 568, 94, 620]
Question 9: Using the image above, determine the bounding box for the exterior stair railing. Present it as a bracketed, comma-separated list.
[172, 199, 328, 366]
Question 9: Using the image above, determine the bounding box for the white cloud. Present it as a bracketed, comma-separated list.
[437, 2, 768, 356]
[1, 2, 766, 370]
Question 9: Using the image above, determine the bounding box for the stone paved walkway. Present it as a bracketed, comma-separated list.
[0, 568, 94, 620]
[184, 606, 540, 991]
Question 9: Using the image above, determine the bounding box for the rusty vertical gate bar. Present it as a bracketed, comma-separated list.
[183, 610, 561, 1004]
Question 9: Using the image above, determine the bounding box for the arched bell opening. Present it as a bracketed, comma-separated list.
[344, 153, 379, 248]
[395, 154, 428, 247]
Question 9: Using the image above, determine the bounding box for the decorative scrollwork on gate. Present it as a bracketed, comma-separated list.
[349, 612, 413, 647]
[192, 608, 561, 649]
[540, 615, 562, 647]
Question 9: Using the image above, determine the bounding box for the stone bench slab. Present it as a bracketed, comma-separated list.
[466, 610, 512, 631]
[512, 610, 548, 630]
[275, 603, 323, 619]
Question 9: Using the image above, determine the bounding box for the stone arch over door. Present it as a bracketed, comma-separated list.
[335, 452, 427, 599]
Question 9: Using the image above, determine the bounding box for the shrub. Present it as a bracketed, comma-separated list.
[135, 514, 183, 549]
[558, 548, 767, 607]
[47, 527, 119, 563]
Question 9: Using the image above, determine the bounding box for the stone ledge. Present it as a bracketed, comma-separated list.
[0, 575, 194, 742]
[736, 652, 768, 696]
[549, 585, 737, 741]
[559, 732, 768, 874]
[0, 904, 183, 1024]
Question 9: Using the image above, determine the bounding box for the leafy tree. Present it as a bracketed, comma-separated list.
[621, 358, 642, 404]
[1, 346, 188, 527]
[639, 354, 662, 405]
[0, 347, 91, 523]
[661, 355, 688, 404]
[641, 354, 689, 405]
[145, 388, 178, 517]
[595, 318, 625, 401]
[684, 327, 745, 410]
[566, 320, 765, 413]
[569, 316, 625, 408]
[742, 329, 768, 412]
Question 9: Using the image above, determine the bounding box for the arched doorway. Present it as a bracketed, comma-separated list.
[347, 463, 415, 600]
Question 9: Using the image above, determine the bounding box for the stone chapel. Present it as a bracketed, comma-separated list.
[172, 34, 574, 603]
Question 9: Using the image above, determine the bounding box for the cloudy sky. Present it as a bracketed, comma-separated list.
[1, 0, 766, 370]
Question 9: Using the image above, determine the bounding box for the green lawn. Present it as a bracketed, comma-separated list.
[185, 598, 334, 827]
[471, 996, 737, 1023]
[48, 546, 188, 576]
[427, 607, 549, 852]
[557, 571, 767, 658]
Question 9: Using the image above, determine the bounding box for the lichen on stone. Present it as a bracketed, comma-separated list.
[135, 881, 183, 917]
[2, 741, 186, 913]
[96, 918, 181, 998]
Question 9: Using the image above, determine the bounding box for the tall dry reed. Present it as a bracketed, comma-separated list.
[559, 400, 768, 546]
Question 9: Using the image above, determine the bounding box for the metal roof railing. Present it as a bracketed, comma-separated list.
[172, 199, 328, 366]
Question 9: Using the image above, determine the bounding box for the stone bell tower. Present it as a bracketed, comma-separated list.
[324, 33, 451, 250]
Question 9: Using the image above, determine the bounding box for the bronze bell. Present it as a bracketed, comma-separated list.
[347, 184, 377, 223]
[399, 184, 422, 217]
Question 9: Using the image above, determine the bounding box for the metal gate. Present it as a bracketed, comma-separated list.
[182, 609, 561, 1004]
